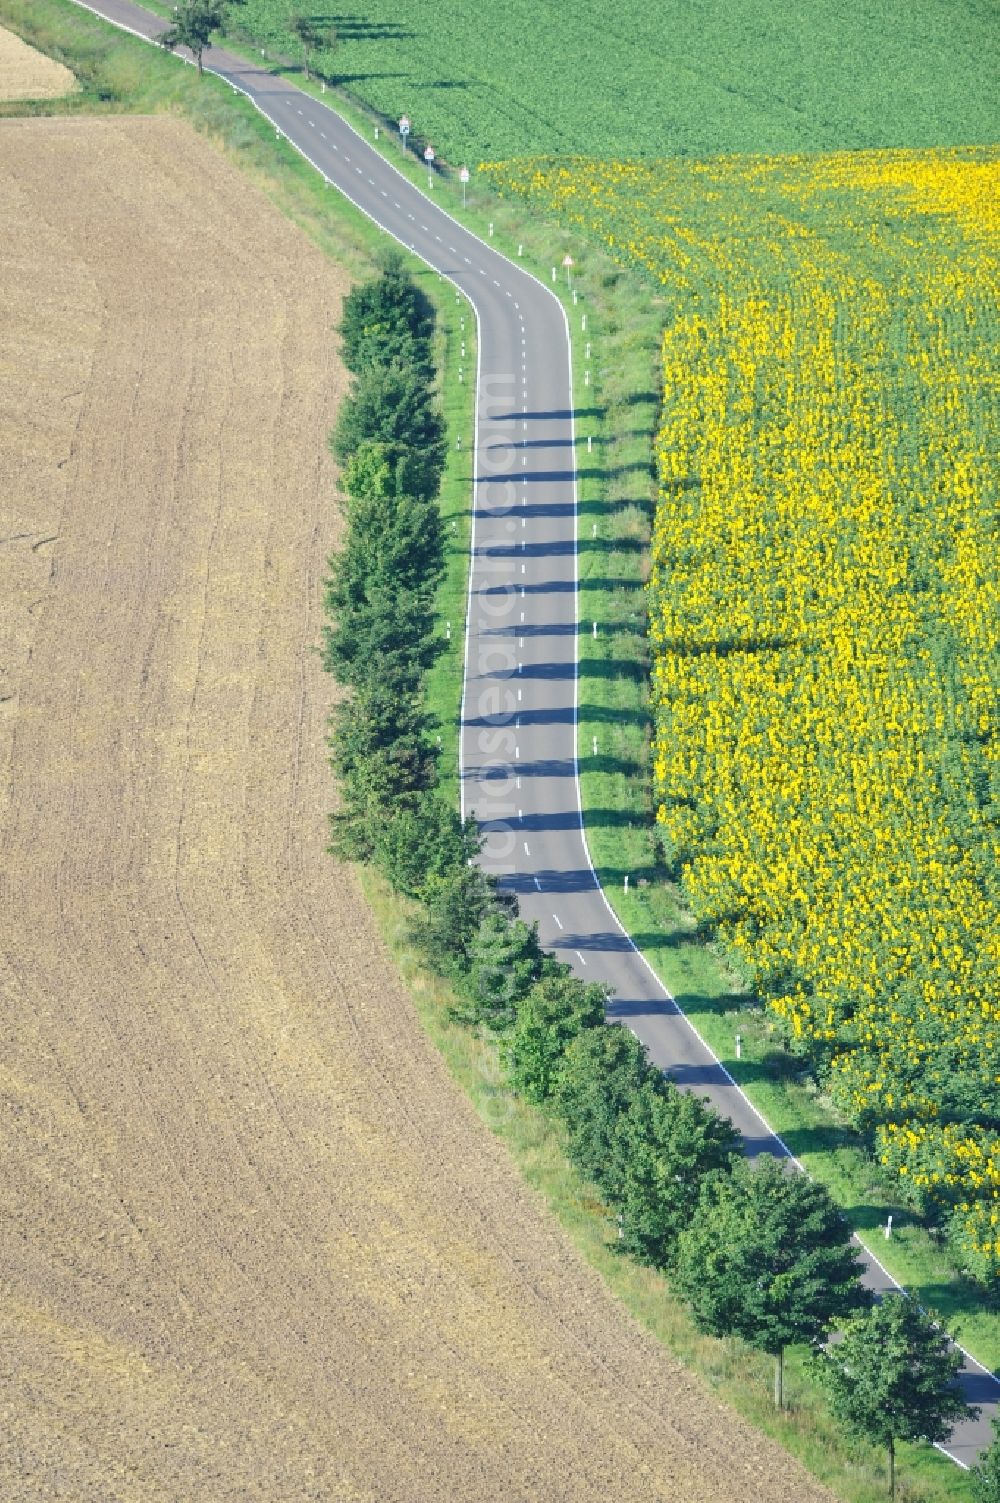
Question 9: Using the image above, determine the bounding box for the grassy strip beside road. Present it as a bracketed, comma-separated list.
[423, 295, 474, 808]
[570, 283, 1000, 1370]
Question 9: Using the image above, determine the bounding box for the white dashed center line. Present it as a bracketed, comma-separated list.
[553, 915, 564, 931]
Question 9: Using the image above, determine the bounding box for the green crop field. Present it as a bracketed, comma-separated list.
[228, 0, 995, 163]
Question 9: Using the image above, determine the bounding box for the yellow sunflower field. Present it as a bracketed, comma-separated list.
[484, 149, 999, 1281]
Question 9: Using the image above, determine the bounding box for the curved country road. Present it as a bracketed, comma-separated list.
[66, 0, 999, 1465]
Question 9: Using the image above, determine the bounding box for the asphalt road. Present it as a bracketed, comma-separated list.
[64, 0, 1000, 1465]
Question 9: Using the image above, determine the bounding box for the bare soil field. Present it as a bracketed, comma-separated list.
[0, 24, 76, 99]
[0, 115, 834, 1503]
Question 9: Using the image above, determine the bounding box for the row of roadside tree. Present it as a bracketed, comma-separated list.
[321, 253, 996, 1501]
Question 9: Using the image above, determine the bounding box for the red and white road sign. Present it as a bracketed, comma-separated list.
[424, 145, 436, 163]
[459, 166, 470, 183]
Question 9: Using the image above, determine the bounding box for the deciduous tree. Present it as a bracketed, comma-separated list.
[675, 1156, 866, 1407]
[505, 973, 608, 1103]
[609, 1079, 742, 1268]
[972, 1416, 1000, 1503]
[291, 14, 334, 82]
[553, 1025, 654, 1192]
[327, 678, 438, 860]
[818, 1294, 975, 1499]
[461, 911, 545, 1030]
[332, 360, 446, 496]
[339, 250, 435, 376]
[418, 865, 498, 974]
[373, 799, 479, 900]
[158, 0, 243, 75]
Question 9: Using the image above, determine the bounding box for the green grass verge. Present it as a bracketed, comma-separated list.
[561, 259, 1000, 1375]
[423, 295, 474, 807]
[359, 865, 975, 1503]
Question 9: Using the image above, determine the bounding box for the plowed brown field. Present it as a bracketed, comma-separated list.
[0, 115, 834, 1503]
[0, 25, 76, 99]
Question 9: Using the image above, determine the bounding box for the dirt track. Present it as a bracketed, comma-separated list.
[0, 116, 835, 1502]
[0, 25, 76, 99]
